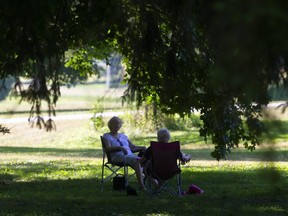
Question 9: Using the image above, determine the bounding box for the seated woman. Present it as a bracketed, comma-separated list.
[103, 116, 147, 190]
[141, 128, 191, 165]
[140, 128, 191, 186]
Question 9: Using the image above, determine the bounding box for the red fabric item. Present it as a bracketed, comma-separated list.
[187, 184, 204, 194]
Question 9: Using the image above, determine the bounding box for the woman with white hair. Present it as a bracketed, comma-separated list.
[156, 128, 191, 162]
[147, 128, 190, 162]
[103, 116, 147, 190]
[140, 128, 191, 163]
[140, 128, 191, 182]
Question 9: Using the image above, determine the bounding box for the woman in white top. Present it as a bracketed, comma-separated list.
[103, 116, 146, 190]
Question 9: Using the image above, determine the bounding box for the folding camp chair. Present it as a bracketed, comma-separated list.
[100, 136, 138, 191]
[145, 141, 182, 196]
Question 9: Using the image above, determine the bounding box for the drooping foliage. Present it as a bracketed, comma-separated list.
[0, 125, 10, 134]
[111, 0, 288, 159]
[0, 0, 287, 159]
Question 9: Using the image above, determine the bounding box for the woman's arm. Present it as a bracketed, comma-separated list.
[128, 140, 146, 153]
[180, 151, 191, 163]
[102, 137, 128, 155]
[106, 145, 127, 154]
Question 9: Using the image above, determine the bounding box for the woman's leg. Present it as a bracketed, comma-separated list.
[142, 160, 158, 189]
[134, 160, 146, 190]
[125, 156, 146, 190]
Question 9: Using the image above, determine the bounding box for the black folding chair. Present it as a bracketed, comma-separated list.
[145, 141, 182, 196]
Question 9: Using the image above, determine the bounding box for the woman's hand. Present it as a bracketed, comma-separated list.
[121, 147, 128, 155]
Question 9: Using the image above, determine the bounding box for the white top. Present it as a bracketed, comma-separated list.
[103, 133, 133, 162]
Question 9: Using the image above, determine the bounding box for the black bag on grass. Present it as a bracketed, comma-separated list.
[113, 175, 126, 190]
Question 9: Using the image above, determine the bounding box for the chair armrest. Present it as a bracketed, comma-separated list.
[132, 147, 146, 158]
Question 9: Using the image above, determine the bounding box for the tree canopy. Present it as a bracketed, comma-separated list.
[0, 0, 287, 160]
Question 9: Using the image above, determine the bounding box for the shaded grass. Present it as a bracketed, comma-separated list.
[261, 120, 288, 142]
[0, 160, 287, 216]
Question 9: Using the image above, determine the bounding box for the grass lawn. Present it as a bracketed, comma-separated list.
[0, 114, 287, 216]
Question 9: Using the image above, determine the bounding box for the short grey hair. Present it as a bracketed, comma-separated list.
[157, 128, 170, 143]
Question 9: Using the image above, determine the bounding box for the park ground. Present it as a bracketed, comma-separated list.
[0, 83, 287, 215]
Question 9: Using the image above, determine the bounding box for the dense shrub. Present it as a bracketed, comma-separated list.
[162, 113, 202, 131]
[91, 103, 202, 136]
[90, 101, 105, 132]
[119, 109, 201, 137]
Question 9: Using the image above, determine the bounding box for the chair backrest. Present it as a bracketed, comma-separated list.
[150, 141, 181, 180]
[100, 136, 112, 163]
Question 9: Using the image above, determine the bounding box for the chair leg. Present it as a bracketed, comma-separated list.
[149, 174, 182, 196]
[101, 165, 123, 191]
[100, 163, 136, 190]
[162, 181, 178, 196]
[177, 174, 182, 196]
[124, 166, 129, 187]
[101, 163, 105, 191]
[144, 176, 156, 196]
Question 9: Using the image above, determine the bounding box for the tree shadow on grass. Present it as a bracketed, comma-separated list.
[184, 148, 288, 162]
[0, 146, 101, 158]
[1, 144, 287, 162]
[0, 173, 18, 185]
[0, 168, 287, 216]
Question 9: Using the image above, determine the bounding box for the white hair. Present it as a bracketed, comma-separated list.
[157, 128, 170, 143]
[107, 116, 122, 130]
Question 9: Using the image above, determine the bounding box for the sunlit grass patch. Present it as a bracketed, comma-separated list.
[243, 205, 287, 215]
[0, 160, 100, 182]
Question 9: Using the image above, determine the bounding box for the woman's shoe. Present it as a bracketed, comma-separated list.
[139, 186, 147, 191]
